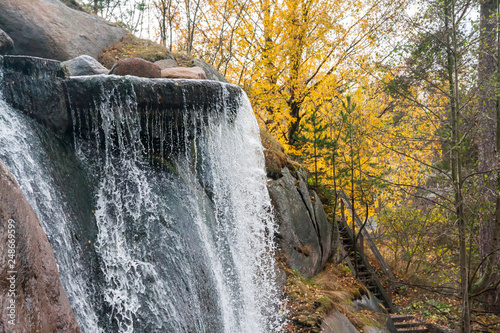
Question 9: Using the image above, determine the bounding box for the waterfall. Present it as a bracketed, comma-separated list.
[0, 68, 286, 332]
[0, 74, 103, 332]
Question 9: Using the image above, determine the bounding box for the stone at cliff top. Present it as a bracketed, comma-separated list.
[0, 28, 14, 55]
[110, 57, 161, 78]
[161, 66, 207, 79]
[155, 59, 178, 69]
[63, 55, 109, 76]
[0, 160, 81, 332]
[0, 0, 126, 60]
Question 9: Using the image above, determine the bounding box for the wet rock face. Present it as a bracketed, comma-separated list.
[109, 57, 161, 78]
[0, 29, 13, 55]
[268, 168, 337, 278]
[0, 160, 81, 333]
[0, 0, 126, 60]
[0, 56, 69, 134]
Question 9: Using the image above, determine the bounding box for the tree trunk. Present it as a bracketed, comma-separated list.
[445, 0, 471, 330]
[478, 0, 498, 260]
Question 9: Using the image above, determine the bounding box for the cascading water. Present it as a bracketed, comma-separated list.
[0, 71, 103, 332]
[0, 65, 286, 332]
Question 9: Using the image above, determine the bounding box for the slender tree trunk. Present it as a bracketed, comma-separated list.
[168, 5, 173, 52]
[162, 1, 167, 47]
[350, 114, 357, 277]
[445, 0, 471, 330]
[313, 110, 318, 186]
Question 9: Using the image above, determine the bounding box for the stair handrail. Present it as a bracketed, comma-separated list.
[336, 189, 397, 283]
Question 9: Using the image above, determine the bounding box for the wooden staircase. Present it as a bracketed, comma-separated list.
[338, 217, 396, 313]
[336, 190, 433, 333]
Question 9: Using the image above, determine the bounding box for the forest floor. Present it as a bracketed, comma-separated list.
[364, 251, 500, 332]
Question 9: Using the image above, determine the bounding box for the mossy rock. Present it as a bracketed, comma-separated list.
[261, 129, 302, 179]
[99, 33, 174, 68]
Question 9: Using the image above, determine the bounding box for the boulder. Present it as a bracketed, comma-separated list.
[62, 55, 109, 76]
[0, 0, 126, 60]
[321, 311, 360, 333]
[0, 159, 81, 332]
[0, 29, 13, 54]
[193, 58, 228, 82]
[155, 59, 178, 69]
[110, 57, 161, 78]
[161, 66, 207, 79]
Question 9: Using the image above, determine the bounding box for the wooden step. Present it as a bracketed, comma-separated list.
[395, 322, 424, 329]
[391, 315, 415, 322]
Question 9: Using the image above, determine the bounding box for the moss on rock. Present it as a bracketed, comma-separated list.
[99, 33, 174, 68]
[260, 128, 302, 179]
[283, 263, 385, 332]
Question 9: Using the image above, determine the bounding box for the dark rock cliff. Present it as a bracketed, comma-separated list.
[0, 55, 242, 156]
[268, 167, 338, 279]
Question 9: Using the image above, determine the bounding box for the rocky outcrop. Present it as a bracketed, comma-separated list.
[62, 55, 109, 76]
[110, 57, 161, 78]
[321, 295, 396, 333]
[0, 160, 81, 332]
[268, 167, 336, 278]
[0, 0, 126, 61]
[0, 29, 13, 55]
[161, 66, 207, 79]
[193, 58, 228, 83]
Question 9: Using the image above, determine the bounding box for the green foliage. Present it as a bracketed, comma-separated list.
[377, 205, 457, 279]
[293, 103, 334, 187]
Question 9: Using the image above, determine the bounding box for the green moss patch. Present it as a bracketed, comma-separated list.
[60, 0, 86, 11]
[260, 128, 302, 179]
